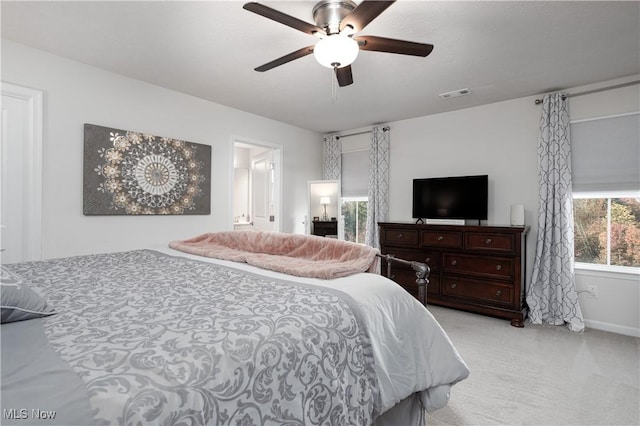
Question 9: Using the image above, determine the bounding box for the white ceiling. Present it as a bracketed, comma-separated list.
[2, 1, 639, 134]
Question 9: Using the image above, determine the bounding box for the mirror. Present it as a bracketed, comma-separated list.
[307, 180, 341, 238]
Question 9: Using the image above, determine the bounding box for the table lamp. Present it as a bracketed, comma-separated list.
[320, 196, 330, 221]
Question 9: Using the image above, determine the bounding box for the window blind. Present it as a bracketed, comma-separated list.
[341, 150, 368, 197]
[570, 113, 639, 192]
[340, 133, 370, 197]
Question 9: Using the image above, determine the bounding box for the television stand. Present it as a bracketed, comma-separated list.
[379, 222, 529, 327]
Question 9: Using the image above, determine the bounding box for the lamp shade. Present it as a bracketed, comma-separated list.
[320, 196, 331, 205]
[313, 35, 359, 69]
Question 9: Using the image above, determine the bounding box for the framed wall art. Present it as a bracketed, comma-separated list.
[83, 123, 211, 215]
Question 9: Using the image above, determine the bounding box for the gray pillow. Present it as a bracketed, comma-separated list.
[1, 267, 56, 323]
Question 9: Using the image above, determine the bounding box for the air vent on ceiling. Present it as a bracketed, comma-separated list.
[439, 88, 472, 100]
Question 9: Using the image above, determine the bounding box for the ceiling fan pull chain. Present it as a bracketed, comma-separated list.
[331, 66, 338, 103]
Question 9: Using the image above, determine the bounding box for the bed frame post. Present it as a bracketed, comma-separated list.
[377, 254, 430, 306]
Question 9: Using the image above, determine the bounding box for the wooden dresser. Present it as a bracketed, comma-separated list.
[378, 222, 529, 327]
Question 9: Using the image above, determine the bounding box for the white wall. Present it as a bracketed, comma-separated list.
[388, 97, 540, 227]
[346, 76, 639, 336]
[1, 40, 322, 259]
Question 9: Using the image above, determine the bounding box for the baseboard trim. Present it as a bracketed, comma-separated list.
[584, 319, 640, 337]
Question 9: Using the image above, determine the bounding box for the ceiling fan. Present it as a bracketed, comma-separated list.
[243, 0, 434, 87]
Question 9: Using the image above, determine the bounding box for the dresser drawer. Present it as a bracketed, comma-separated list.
[422, 251, 441, 272]
[381, 228, 419, 246]
[382, 249, 440, 272]
[382, 248, 426, 262]
[421, 230, 463, 249]
[443, 253, 514, 280]
[442, 276, 513, 306]
[465, 232, 515, 253]
[390, 267, 440, 297]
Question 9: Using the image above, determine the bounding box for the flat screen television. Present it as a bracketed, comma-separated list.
[412, 175, 488, 221]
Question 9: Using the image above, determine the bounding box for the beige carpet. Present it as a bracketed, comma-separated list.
[425, 306, 639, 426]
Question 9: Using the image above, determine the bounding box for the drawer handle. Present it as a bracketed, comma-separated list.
[451, 260, 457, 266]
[425, 257, 431, 263]
[485, 238, 492, 245]
[451, 283, 457, 289]
[437, 236, 444, 241]
[496, 290, 502, 297]
[496, 264, 502, 271]
[390, 274, 396, 280]
[397, 233, 403, 239]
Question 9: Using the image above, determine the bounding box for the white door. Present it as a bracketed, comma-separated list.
[0, 83, 43, 263]
[251, 150, 275, 231]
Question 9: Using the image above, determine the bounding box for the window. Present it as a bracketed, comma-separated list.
[340, 133, 370, 244]
[574, 193, 640, 269]
[342, 197, 367, 244]
[570, 112, 639, 272]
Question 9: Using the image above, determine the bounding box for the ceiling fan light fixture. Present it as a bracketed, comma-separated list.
[244, 1, 434, 87]
[314, 35, 359, 68]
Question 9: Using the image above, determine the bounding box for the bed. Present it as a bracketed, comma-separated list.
[1, 231, 469, 425]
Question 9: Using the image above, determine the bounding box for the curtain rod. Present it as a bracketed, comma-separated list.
[534, 80, 640, 105]
[336, 126, 389, 139]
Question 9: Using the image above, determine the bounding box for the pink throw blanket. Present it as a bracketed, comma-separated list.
[169, 231, 379, 279]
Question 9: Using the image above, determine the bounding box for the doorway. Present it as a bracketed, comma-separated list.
[231, 137, 282, 232]
[1, 82, 43, 263]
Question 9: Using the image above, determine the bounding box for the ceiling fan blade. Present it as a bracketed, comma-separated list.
[340, 1, 395, 33]
[243, 2, 325, 36]
[355, 35, 434, 57]
[254, 45, 315, 72]
[335, 65, 354, 87]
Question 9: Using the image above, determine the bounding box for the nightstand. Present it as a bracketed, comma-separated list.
[312, 220, 338, 237]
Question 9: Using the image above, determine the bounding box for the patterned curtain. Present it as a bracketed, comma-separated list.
[322, 135, 342, 180]
[365, 126, 390, 249]
[526, 92, 584, 332]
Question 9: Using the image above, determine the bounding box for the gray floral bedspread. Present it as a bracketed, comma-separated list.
[6, 250, 379, 425]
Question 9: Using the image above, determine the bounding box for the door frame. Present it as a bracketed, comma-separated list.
[230, 135, 283, 232]
[1, 82, 43, 261]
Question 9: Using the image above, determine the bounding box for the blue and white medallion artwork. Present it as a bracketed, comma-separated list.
[83, 123, 211, 215]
